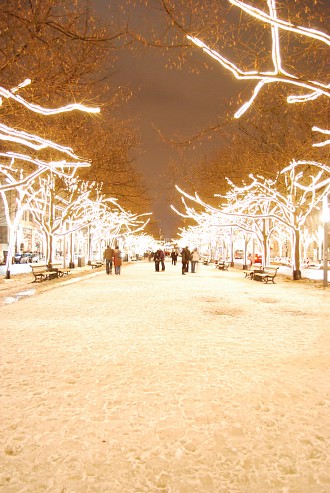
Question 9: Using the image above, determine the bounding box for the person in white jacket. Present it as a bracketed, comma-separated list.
[191, 248, 200, 273]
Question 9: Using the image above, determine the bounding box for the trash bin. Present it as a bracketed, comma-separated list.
[78, 256, 85, 267]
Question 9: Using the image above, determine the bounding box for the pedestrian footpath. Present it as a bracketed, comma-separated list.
[1, 260, 329, 493]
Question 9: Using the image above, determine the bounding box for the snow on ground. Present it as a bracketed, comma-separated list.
[0, 261, 329, 493]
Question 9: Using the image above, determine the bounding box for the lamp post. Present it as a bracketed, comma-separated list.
[322, 196, 329, 288]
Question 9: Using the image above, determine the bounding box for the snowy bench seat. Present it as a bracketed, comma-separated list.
[254, 267, 279, 284]
[31, 265, 58, 282]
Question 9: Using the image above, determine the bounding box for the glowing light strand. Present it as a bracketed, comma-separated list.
[0, 79, 100, 115]
[312, 127, 330, 148]
[0, 123, 84, 159]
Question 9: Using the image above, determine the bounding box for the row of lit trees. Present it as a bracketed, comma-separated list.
[173, 167, 326, 269]
[172, 0, 329, 280]
[0, 79, 151, 278]
[0, 1, 152, 231]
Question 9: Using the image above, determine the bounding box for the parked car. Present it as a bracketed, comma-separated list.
[254, 254, 262, 264]
[13, 252, 39, 263]
[13, 253, 24, 264]
[24, 253, 39, 263]
[234, 250, 244, 259]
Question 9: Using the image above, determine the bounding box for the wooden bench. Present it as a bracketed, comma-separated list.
[216, 261, 230, 271]
[244, 264, 263, 279]
[89, 260, 103, 269]
[254, 266, 279, 284]
[31, 265, 59, 282]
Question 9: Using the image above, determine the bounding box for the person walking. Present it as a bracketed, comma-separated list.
[181, 246, 190, 275]
[159, 249, 165, 271]
[113, 246, 122, 275]
[186, 246, 191, 273]
[191, 248, 200, 273]
[103, 244, 114, 275]
[171, 250, 178, 265]
[154, 250, 161, 272]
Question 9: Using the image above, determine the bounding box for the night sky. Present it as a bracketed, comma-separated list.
[92, 1, 239, 238]
[113, 48, 238, 238]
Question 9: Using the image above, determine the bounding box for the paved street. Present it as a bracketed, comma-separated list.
[1, 260, 329, 493]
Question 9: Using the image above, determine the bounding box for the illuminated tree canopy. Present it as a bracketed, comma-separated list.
[170, 0, 329, 278]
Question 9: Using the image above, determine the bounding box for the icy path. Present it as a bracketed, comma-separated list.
[1, 261, 329, 493]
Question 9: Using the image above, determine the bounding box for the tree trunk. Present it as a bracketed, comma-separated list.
[45, 231, 53, 268]
[292, 228, 301, 280]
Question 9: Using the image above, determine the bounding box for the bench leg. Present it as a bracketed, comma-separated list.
[33, 275, 45, 282]
[263, 277, 276, 283]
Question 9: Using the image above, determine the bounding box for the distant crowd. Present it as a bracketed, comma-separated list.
[150, 246, 200, 275]
[103, 244, 202, 277]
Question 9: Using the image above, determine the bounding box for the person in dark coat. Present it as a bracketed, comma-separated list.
[154, 250, 161, 272]
[159, 249, 165, 271]
[181, 246, 190, 275]
[171, 250, 178, 265]
[103, 244, 114, 275]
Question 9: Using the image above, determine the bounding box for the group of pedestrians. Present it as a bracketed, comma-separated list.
[153, 249, 166, 272]
[103, 245, 201, 276]
[151, 247, 201, 275]
[181, 246, 200, 275]
[103, 245, 122, 275]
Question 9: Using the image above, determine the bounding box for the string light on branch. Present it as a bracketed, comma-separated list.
[0, 79, 100, 115]
[312, 127, 330, 147]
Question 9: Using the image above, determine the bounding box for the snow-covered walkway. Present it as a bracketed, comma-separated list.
[1, 260, 329, 493]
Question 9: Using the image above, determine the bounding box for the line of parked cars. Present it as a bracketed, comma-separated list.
[13, 252, 39, 264]
[234, 251, 263, 263]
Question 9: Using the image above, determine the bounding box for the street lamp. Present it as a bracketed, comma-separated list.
[322, 196, 329, 288]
